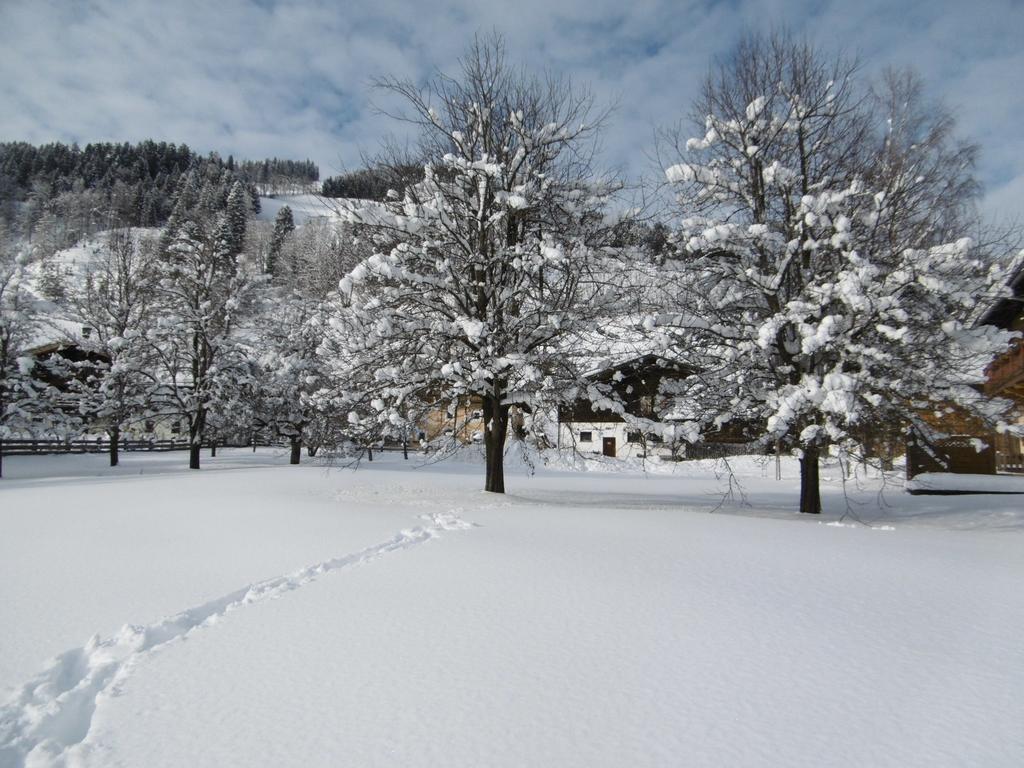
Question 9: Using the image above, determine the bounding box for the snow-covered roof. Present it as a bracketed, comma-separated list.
[568, 318, 684, 378]
[23, 317, 94, 354]
[979, 251, 1024, 330]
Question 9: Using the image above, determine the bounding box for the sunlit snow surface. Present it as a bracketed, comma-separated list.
[256, 195, 340, 225]
[1, 449, 1022, 767]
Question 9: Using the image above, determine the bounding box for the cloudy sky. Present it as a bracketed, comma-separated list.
[1, 0, 1021, 223]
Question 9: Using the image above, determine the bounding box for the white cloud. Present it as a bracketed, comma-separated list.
[0, 0, 1020, 224]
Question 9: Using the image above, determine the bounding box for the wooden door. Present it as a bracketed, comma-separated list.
[602, 437, 616, 457]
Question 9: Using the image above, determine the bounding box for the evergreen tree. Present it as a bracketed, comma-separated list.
[37, 256, 67, 302]
[0, 140, 308, 233]
[221, 181, 249, 258]
[267, 205, 295, 275]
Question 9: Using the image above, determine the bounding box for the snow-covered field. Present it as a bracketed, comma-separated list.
[1, 449, 1022, 767]
[257, 194, 339, 225]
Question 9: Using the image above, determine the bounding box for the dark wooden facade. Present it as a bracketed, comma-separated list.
[906, 433, 997, 477]
[558, 354, 692, 424]
[909, 264, 1024, 477]
[27, 341, 109, 391]
[981, 264, 1024, 473]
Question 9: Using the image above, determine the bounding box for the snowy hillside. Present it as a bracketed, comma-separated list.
[20, 231, 161, 348]
[256, 194, 341, 225]
[1, 450, 1022, 767]
[257, 194, 395, 228]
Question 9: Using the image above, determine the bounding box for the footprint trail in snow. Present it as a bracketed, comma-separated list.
[0, 510, 476, 768]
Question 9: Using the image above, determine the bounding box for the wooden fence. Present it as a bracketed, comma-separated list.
[997, 450, 1024, 474]
[0, 438, 281, 456]
[683, 442, 766, 461]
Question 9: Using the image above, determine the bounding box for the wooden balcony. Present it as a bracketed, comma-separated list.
[986, 341, 1024, 401]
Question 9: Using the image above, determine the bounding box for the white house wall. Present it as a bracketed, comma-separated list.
[558, 421, 670, 459]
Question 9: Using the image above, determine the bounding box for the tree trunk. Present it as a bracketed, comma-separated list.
[109, 425, 120, 467]
[189, 412, 203, 470]
[290, 435, 301, 465]
[483, 395, 510, 494]
[307, 445, 318, 457]
[210, 439, 217, 457]
[367, 446, 373, 462]
[799, 446, 822, 514]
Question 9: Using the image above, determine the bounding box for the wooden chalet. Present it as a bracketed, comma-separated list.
[981, 263, 1024, 473]
[907, 262, 1024, 478]
[420, 394, 487, 445]
[24, 330, 109, 406]
[557, 354, 696, 458]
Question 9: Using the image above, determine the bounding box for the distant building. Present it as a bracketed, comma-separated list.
[557, 354, 697, 459]
[907, 262, 1024, 477]
[420, 394, 486, 445]
[24, 328, 109, 413]
[981, 263, 1024, 473]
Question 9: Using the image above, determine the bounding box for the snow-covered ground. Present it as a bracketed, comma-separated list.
[1, 449, 1022, 767]
[257, 194, 340, 225]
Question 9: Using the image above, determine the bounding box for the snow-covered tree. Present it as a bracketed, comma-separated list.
[146, 216, 256, 469]
[267, 205, 295, 276]
[329, 34, 620, 492]
[866, 68, 983, 251]
[0, 240, 73, 476]
[291, 220, 370, 298]
[1, 247, 38, 477]
[251, 294, 333, 463]
[64, 229, 158, 466]
[655, 33, 1018, 513]
[221, 181, 250, 258]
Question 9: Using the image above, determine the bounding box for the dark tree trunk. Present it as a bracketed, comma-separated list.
[307, 445, 318, 457]
[367, 446, 373, 462]
[799, 446, 822, 514]
[109, 425, 120, 467]
[210, 439, 217, 457]
[483, 394, 510, 494]
[190, 336, 205, 470]
[189, 411, 204, 470]
[882, 438, 895, 471]
[403, 440, 408, 460]
[290, 436, 301, 465]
